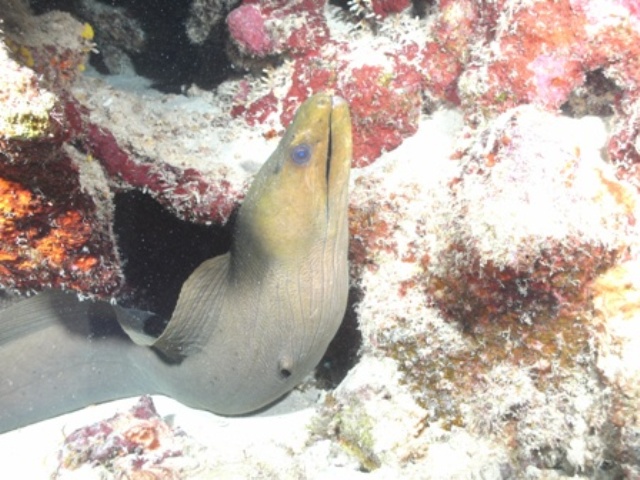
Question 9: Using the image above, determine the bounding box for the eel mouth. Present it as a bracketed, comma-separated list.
[326, 104, 333, 190]
[325, 95, 344, 217]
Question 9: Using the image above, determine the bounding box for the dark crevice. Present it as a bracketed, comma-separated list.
[561, 69, 620, 118]
[30, 0, 232, 91]
[315, 287, 363, 389]
[113, 190, 232, 319]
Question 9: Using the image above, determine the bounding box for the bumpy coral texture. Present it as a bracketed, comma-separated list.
[55, 396, 205, 478]
[340, 106, 639, 474]
[227, 4, 274, 56]
[227, 0, 640, 169]
[0, 5, 241, 297]
[0, 12, 122, 295]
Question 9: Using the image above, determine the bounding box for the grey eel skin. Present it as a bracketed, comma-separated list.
[0, 93, 351, 433]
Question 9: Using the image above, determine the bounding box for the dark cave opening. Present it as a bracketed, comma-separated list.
[314, 287, 363, 389]
[113, 190, 232, 319]
[30, 0, 232, 92]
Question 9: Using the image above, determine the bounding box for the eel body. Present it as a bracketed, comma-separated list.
[0, 93, 351, 433]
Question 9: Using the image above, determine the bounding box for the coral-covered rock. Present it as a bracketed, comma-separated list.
[231, 14, 427, 166]
[339, 61, 422, 165]
[454, 0, 640, 122]
[591, 261, 640, 478]
[345, 107, 637, 474]
[4, 0, 640, 476]
[429, 106, 635, 328]
[56, 396, 206, 478]
[0, 9, 121, 296]
[227, 0, 329, 60]
[2, 6, 96, 90]
[222, 0, 640, 168]
[0, 3, 241, 296]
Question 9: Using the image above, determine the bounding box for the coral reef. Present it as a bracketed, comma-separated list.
[329, 106, 638, 476]
[429, 107, 634, 328]
[2, 0, 640, 477]
[222, 0, 640, 167]
[54, 396, 206, 479]
[0, 1, 239, 296]
[0, 4, 121, 295]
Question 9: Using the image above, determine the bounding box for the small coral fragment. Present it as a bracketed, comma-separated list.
[55, 396, 206, 479]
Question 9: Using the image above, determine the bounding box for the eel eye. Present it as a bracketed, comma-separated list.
[290, 144, 311, 165]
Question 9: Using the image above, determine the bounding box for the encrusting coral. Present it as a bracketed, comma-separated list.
[331, 105, 639, 476]
[0, 2, 121, 295]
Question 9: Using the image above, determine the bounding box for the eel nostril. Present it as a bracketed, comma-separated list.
[278, 356, 293, 379]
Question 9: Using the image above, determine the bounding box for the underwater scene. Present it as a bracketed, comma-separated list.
[1, 0, 640, 478]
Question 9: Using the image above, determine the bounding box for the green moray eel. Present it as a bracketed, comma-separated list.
[0, 93, 351, 433]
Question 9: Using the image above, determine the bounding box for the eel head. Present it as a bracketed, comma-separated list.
[234, 93, 352, 263]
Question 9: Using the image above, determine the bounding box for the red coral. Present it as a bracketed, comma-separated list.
[463, 0, 588, 114]
[230, 0, 640, 168]
[339, 63, 422, 167]
[232, 92, 279, 125]
[432, 0, 482, 59]
[420, 42, 462, 104]
[230, 0, 329, 57]
[453, 0, 640, 119]
[428, 107, 635, 329]
[66, 100, 238, 224]
[370, 0, 411, 18]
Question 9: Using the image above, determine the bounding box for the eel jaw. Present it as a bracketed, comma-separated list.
[326, 106, 333, 218]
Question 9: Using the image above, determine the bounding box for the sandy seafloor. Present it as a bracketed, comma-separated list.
[0, 393, 327, 478]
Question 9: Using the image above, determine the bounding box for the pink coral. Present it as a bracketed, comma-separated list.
[227, 5, 274, 57]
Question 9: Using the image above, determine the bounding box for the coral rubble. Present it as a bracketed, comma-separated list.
[54, 396, 206, 479]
